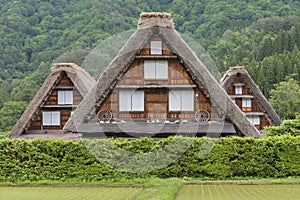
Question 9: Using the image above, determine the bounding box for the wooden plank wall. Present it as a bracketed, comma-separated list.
[228, 75, 272, 129]
[98, 35, 216, 120]
[28, 73, 83, 131]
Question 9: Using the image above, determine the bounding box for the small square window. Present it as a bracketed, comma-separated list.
[144, 60, 168, 79]
[42, 111, 60, 126]
[58, 90, 73, 104]
[119, 90, 144, 111]
[247, 116, 260, 125]
[150, 41, 162, 54]
[242, 98, 251, 111]
[169, 89, 194, 111]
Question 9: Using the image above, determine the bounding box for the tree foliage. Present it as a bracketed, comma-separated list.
[1, 0, 300, 133]
[0, 101, 27, 132]
[269, 78, 300, 119]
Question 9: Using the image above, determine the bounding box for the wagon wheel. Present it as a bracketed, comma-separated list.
[98, 109, 113, 121]
[195, 110, 210, 123]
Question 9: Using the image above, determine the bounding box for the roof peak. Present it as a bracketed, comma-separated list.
[138, 12, 174, 30]
[229, 66, 245, 71]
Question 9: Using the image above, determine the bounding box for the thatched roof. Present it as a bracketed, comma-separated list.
[220, 66, 282, 126]
[64, 12, 261, 137]
[9, 63, 96, 138]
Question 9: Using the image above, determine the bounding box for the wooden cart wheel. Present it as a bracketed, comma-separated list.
[195, 110, 210, 123]
[98, 110, 113, 121]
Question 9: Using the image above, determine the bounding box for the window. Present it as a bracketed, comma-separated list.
[144, 60, 168, 79]
[242, 98, 251, 111]
[169, 89, 194, 111]
[119, 90, 144, 111]
[150, 41, 162, 54]
[235, 85, 243, 94]
[58, 90, 73, 104]
[42, 111, 60, 126]
[247, 116, 260, 125]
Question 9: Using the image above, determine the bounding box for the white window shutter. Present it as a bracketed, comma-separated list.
[132, 90, 144, 111]
[65, 90, 73, 104]
[235, 85, 242, 94]
[150, 41, 162, 55]
[253, 116, 260, 125]
[144, 60, 156, 79]
[42, 112, 52, 126]
[119, 90, 132, 111]
[181, 90, 194, 111]
[156, 60, 168, 79]
[57, 90, 65, 104]
[52, 112, 61, 125]
[242, 98, 251, 107]
[169, 90, 181, 111]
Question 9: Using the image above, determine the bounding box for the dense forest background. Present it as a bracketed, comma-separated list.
[1, 0, 300, 135]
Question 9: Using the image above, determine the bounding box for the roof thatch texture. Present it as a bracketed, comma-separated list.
[64, 12, 261, 137]
[220, 66, 282, 126]
[9, 63, 96, 138]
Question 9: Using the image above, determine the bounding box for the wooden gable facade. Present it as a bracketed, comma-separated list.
[29, 72, 83, 131]
[65, 12, 261, 138]
[9, 63, 96, 139]
[221, 66, 282, 130]
[97, 34, 219, 122]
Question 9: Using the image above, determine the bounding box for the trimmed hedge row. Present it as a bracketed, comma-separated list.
[0, 136, 299, 182]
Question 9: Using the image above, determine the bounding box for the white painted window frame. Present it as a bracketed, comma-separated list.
[247, 115, 260, 125]
[119, 90, 144, 112]
[169, 89, 194, 111]
[58, 90, 73, 105]
[150, 41, 162, 55]
[42, 111, 60, 126]
[144, 60, 168, 79]
[242, 98, 251, 108]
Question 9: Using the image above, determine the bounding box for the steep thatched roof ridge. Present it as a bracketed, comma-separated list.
[220, 66, 282, 126]
[52, 63, 96, 97]
[9, 63, 96, 139]
[138, 12, 174, 29]
[64, 12, 261, 137]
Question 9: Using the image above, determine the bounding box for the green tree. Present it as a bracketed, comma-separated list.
[0, 101, 27, 132]
[269, 78, 300, 119]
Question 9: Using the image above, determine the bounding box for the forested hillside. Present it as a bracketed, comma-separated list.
[1, 0, 300, 134]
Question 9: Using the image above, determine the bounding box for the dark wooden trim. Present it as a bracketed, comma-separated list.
[136, 56, 177, 59]
[116, 85, 197, 89]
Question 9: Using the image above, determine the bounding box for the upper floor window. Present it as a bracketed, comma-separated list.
[235, 84, 243, 94]
[119, 90, 144, 111]
[242, 98, 251, 111]
[144, 60, 168, 79]
[169, 89, 194, 111]
[247, 115, 260, 125]
[42, 111, 60, 126]
[150, 41, 162, 55]
[58, 90, 73, 104]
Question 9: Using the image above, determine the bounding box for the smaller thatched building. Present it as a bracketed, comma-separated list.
[9, 63, 96, 139]
[220, 66, 282, 130]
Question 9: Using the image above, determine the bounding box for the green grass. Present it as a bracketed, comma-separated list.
[0, 177, 299, 200]
[176, 184, 300, 200]
[0, 178, 182, 200]
[0, 186, 144, 200]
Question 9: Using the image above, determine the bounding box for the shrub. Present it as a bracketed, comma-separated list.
[0, 136, 299, 183]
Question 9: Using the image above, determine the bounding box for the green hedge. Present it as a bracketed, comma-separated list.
[0, 136, 299, 182]
[265, 117, 300, 137]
